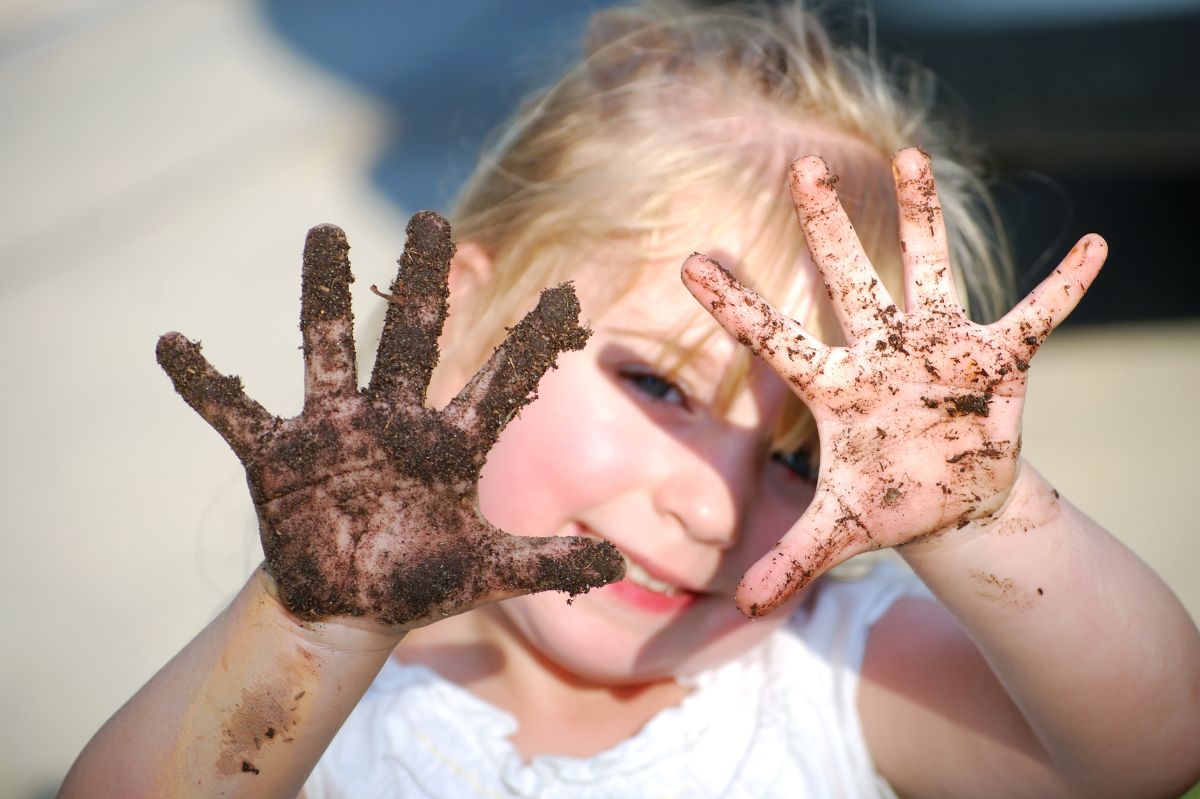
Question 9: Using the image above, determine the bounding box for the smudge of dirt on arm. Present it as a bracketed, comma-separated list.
[214, 649, 316, 778]
[970, 569, 1043, 610]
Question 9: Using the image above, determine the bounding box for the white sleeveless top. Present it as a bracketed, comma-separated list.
[306, 563, 923, 798]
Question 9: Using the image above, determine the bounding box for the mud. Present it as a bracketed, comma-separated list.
[970, 569, 1041, 609]
[161, 212, 623, 628]
[368, 211, 455, 404]
[945, 393, 992, 418]
[155, 334, 274, 460]
[215, 679, 305, 778]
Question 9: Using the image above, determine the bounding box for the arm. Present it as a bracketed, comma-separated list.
[868, 464, 1200, 798]
[682, 149, 1200, 797]
[60, 213, 623, 798]
[60, 569, 403, 798]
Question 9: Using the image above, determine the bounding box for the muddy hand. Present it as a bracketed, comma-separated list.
[683, 148, 1106, 617]
[157, 212, 624, 628]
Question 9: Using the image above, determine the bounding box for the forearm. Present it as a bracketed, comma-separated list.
[60, 566, 403, 798]
[899, 461, 1200, 796]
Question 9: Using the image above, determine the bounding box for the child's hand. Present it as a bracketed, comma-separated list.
[682, 149, 1106, 617]
[157, 212, 623, 629]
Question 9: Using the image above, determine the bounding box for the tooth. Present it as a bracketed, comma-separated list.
[624, 557, 679, 596]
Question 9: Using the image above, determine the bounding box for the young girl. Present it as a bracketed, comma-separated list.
[62, 2, 1200, 797]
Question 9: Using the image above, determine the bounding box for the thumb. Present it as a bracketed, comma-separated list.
[735, 489, 877, 617]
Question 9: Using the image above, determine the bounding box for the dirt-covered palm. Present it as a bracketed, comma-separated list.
[157, 212, 624, 628]
[683, 149, 1106, 617]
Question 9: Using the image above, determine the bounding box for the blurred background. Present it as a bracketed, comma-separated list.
[2, 1, 1197, 796]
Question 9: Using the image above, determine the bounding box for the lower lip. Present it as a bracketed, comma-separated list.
[599, 577, 700, 614]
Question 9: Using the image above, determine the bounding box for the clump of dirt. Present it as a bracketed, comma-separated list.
[945, 393, 992, 417]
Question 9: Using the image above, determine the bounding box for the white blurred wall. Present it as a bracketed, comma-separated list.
[1, 3, 410, 796]
[1, 2, 1197, 797]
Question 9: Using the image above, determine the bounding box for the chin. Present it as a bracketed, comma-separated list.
[498, 585, 781, 685]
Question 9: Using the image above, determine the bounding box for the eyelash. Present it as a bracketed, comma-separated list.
[619, 367, 691, 411]
[771, 449, 818, 482]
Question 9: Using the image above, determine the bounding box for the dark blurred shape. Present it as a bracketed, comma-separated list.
[259, 1, 1200, 324]
[871, 6, 1200, 324]
[257, 0, 615, 212]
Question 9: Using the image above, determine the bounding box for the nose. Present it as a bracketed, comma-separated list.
[651, 428, 757, 549]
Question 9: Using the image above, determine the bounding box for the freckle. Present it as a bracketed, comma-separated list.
[1037, 587, 1044, 595]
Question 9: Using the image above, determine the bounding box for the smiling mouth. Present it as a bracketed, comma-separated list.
[577, 529, 701, 601]
[623, 556, 683, 596]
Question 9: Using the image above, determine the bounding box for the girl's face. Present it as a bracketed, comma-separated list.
[471, 222, 822, 684]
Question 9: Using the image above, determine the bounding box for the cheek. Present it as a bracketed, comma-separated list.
[736, 475, 817, 565]
[476, 365, 635, 536]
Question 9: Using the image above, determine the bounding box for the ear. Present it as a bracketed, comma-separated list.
[448, 239, 494, 300]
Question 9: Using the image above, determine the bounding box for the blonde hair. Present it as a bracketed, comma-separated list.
[441, 0, 1013, 454]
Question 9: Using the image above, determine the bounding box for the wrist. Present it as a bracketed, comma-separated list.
[254, 565, 408, 657]
[901, 458, 1044, 558]
[896, 460, 1073, 610]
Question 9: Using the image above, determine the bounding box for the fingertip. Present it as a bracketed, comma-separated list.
[1079, 233, 1109, 264]
[155, 331, 199, 372]
[789, 154, 831, 186]
[680, 252, 720, 283]
[522, 535, 627, 596]
[401, 211, 456, 273]
[534, 283, 590, 352]
[681, 252, 739, 301]
[305, 222, 348, 245]
[408, 209, 451, 236]
[303, 226, 351, 280]
[156, 330, 186, 355]
[734, 549, 810, 619]
[733, 577, 792, 619]
[891, 147, 932, 181]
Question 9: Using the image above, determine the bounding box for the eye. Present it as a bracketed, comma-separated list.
[772, 449, 818, 482]
[619, 367, 691, 410]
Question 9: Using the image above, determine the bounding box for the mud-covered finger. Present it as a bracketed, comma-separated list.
[376, 533, 626, 629]
[994, 234, 1107, 360]
[734, 489, 877, 617]
[681, 253, 826, 394]
[300, 224, 358, 410]
[893, 148, 964, 316]
[790, 156, 897, 343]
[443, 283, 590, 451]
[156, 332, 274, 461]
[368, 211, 455, 405]
[491, 533, 626, 599]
